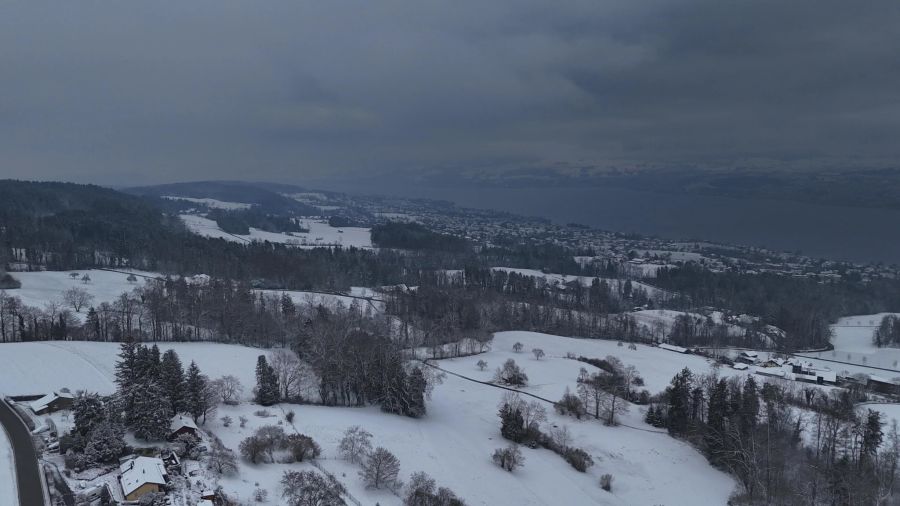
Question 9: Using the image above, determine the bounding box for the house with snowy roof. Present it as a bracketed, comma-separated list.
[118, 456, 168, 501]
[29, 391, 74, 415]
[169, 413, 200, 440]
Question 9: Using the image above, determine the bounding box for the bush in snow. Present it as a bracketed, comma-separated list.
[239, 416, 248, 428]
[555, 387, 586, 419]
[404, 471, 467, 506]
[513, 342, 524, 353]
[138, 492, 167, 506]
[563, 447, 594, 472]
[207, 444, 238, 475]
[339, 425, 373, 464]
[492, 445, 524, 472]
[173, 433, 200, 457]
[240, 435, 268, 464]
[281, 470, 346, 506]
[360, 447, 402, 490]
[476, 360, 488, 371]
[285, 410, 295, 423]
[253, 488, 268, 502]
[600, 473, 614, 491]
[285, 434, 321, 462]
[494, 359, 528, 386]
[221, 415, 233, 427]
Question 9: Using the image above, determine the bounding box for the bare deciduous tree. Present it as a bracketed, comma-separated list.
[212, 375, 244, 405]
[281, 470, 346, 506]
[492, 445, 524, 472]
[339, 425, 373, 464]
[63, 287, 94, 313]
[360, 447, 402, 490]
[532, 348, 545, 360]
[270, 349, 303, 401]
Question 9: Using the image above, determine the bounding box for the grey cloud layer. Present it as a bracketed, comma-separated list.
[0, 1, 897, 184]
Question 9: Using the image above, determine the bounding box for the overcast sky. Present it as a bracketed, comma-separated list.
[1, 1, 898, 186]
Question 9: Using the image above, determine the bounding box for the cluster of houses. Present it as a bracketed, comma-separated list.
[25, 393, 216, 505]
[735, 351, 839, 384]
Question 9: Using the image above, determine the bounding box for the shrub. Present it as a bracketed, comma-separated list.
[556, 388, 586, 419]
[494, 359, 528, 386]
[285, 434, 321, 462]
[492, 445, 524, 472]
[563, 448, 594, 472]
[600, 473, 613, 492]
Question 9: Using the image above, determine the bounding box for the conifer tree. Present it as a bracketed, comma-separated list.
[255, 355, 280, 406]
[132, 382, 172, 441]
[407, 367, 427, 418]
[185, 361, 208, 422]
[160, 349, 185, 416]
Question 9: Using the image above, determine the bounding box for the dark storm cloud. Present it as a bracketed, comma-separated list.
[0, 0, 897, 184]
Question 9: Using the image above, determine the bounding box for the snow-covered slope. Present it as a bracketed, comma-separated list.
[0, 341, 262, 398]
[800, 313, 900, 375]
[0, 336, 737, 505]
[180, 214, 373, 248]
[4, 269, 157, 318]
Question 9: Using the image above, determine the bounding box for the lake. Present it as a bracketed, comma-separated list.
[335, 184, 900, 264]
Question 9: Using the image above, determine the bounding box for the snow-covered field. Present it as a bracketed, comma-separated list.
[0, 341, 262, 397]
[162, 196, 253, 210]
[800, 313, 900, 376]
[0, 334, 738, 505]
[180, 214, 373, 248]
[3, 269, 157, 317]
[459, 331, 747, 395]
[0, 426, 14, 506]
[210, 330, 737, 505]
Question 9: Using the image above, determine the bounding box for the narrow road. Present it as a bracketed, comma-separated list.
[0, 399, 45, 506]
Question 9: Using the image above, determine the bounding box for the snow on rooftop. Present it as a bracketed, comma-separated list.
[171, 414, 198, 433]
[119, 456, 167, 496]
[659, 343, 689, 353]
[29, 391, 72, 412]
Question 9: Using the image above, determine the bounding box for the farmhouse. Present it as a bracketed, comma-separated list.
[29, 391, 74, 415]
[732, 363, 749, 371]
[736, 351, 759, 365]
[169, 414, 200, 440]
[784, 359, 837, 385]
[119, 456, 168, 501]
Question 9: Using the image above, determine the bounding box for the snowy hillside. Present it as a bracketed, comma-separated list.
[180, 214, 373, 248]
[800, 313, 900, 375]
[0, 341, 262, 397]
[0, 335, 738, 505]
[4, 269, 158, 320]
